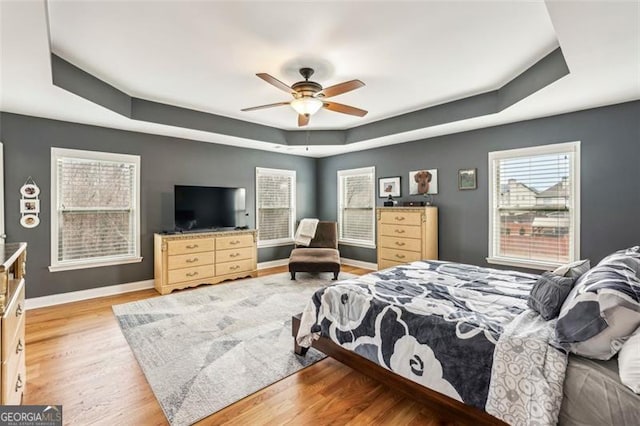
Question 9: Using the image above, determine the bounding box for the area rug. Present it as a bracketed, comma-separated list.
[113, 272, 354, 426]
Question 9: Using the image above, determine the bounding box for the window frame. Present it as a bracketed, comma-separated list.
[487, 141, 581, 270]
[255, 167, 296, 248]
[337, 166, 376, 249]
[49, 148, 142, 272]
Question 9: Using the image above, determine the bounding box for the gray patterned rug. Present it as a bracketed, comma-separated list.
[113, 272, 352, 426]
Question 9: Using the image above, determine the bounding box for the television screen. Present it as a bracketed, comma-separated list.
[174, 185, 246, 231]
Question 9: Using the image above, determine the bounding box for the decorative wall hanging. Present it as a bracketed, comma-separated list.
[378, 176, 401, 198]
[20, 177, 40, 228]
[458, 168, 477, 190]
[409, 169, 438, 195]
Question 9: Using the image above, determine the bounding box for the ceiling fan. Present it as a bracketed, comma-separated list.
[241, 67, 367, 127]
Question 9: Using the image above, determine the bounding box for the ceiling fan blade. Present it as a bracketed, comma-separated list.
[298, 114, 310, 127]
[323, 101, 368, 117]
[318, 80, 365, 98]
[256, 73, 295, 94]
[241, 101, 290, 112]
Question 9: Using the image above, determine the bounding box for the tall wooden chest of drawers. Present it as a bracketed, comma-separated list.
[154, 230, 257, 295]
[0, 243, 27, 405]
[376, 207, 438, 270]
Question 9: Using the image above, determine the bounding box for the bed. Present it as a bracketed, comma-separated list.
[294, 260, 640, 425]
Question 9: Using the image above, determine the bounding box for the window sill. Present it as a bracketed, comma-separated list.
[339, 240, 376, 250]
[486, 256, 562, 271]
[49, 256, 143, 272]
[257, 239, 294, 249]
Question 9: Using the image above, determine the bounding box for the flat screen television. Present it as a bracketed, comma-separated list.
[174, 185, 246, 231]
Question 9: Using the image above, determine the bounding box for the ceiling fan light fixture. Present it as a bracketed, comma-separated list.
[290, 97, 323, 116]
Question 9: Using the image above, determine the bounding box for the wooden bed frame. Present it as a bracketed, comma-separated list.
[292, 313, 506, 426]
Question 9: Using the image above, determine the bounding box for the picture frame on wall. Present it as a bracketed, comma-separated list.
[458, 168, 477, 190]
[379, 176, 401, 198]
[409, 169, 438, 195]
[20, 199, 40, 214]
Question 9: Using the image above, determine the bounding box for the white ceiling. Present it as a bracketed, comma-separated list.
[1, 0, 638, 157]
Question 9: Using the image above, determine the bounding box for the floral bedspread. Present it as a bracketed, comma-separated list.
[297, 260, 567, 424]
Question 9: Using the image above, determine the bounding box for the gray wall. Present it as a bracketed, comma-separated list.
[317, 101, 640, 269]
[0, 113, 316, 298]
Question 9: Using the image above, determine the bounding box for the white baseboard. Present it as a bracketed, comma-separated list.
[25, 279, 155, 310]
[341, 258, 377, 270]
[257, 259, 289, 269]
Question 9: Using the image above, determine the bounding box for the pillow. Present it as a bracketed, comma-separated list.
[528, 272, 575, 320]
[555, 248, 640, 359]
[619, 329, 640, 393]
[552, 259, 591, 279]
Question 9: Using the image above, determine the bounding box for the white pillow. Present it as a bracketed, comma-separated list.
[619, 329, 640, 393]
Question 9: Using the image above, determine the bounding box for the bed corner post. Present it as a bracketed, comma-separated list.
[291, 313, 309, 356]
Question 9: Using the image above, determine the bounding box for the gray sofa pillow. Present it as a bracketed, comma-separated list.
[553, 259, 591, 279]
[528, 272, 575, 320]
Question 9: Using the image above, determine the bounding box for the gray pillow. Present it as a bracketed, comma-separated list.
[552, 259, 591, 279]
[528, 272, 575, 320]
[556, 247, 640, 359]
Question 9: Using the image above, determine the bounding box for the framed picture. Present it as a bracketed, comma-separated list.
[458, 168, 477, 190]
[20, 214, 40, 228]
[20, 183, 40, 198]
[20, 199, 40, 214]
[378, 176, 401, 198]
[409, 169, 438, 195]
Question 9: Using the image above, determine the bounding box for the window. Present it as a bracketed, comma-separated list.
[338, 166, 376, 248]
[50, 148, 142, 271]
[488, 141, 580, 270]
[255, 167, 296, 247]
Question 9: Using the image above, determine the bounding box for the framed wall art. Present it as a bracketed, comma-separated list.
[378, 176, 401, 198]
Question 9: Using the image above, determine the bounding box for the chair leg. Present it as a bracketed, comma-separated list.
[290, 271, 296, 280]
[333, 271, 339, 280]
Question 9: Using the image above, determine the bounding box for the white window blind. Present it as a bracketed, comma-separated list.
[50, 148, 142, 271]
[338, 167, 375, 247]
[256, 167, 296, 246]
[488, 142, 580, 269]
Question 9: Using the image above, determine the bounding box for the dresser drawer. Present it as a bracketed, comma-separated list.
[168, 265, 215, 284]
[379, 236, 421, 252]
[2, 315, 24, 363]
[217, 234, 253, 250]
[379, 224, 421, 239]
[378, 258, 406, 270]
[167, 252, 215, 270]
[216, 247, 254, 264]
[379, 247, 422, 263]
[379, 211, 422, 226]
[2, 281, 25, 348]
[167, 238, 215, 255]
[2, 351, 25, 405]
[216, 259, 254, 276]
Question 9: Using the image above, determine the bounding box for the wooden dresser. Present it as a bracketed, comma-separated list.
[0, 242, 27, 405]
[377, 207, 438, 270]
[154, 230, 257, 295]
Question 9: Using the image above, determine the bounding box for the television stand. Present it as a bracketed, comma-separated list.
[153, 229, 257, 295]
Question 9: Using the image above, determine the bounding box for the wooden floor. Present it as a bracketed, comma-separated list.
[24, 265, 463, 425]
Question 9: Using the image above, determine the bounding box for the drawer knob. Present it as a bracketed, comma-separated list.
[230, 265, 240, 270]
[230, 240, 240, 245]
[15, 374, 22, 392]
[395, 254, 406, 259]
[230, 253, 240, 258]
[395, 216, 405, 221]
[16, 304, 23, 317]
[16, 339, 23, 354]
[186, 244, 199, 249]
[394, 241, 406, 246]
[394, 229, 405, 234]
[186, 271, 199, 277]
[185, 257, 199, 263]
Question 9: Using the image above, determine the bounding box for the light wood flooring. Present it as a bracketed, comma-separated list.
[24, 265, 462, 425]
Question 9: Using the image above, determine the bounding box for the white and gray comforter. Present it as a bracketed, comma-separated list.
[297, 260, 568, 425]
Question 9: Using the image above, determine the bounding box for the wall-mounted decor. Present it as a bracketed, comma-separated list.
[20, 177, 40, 228]
[379, 176, 401, 198]
[409, 169, 438, 195]
[458, 168, 477, 190]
